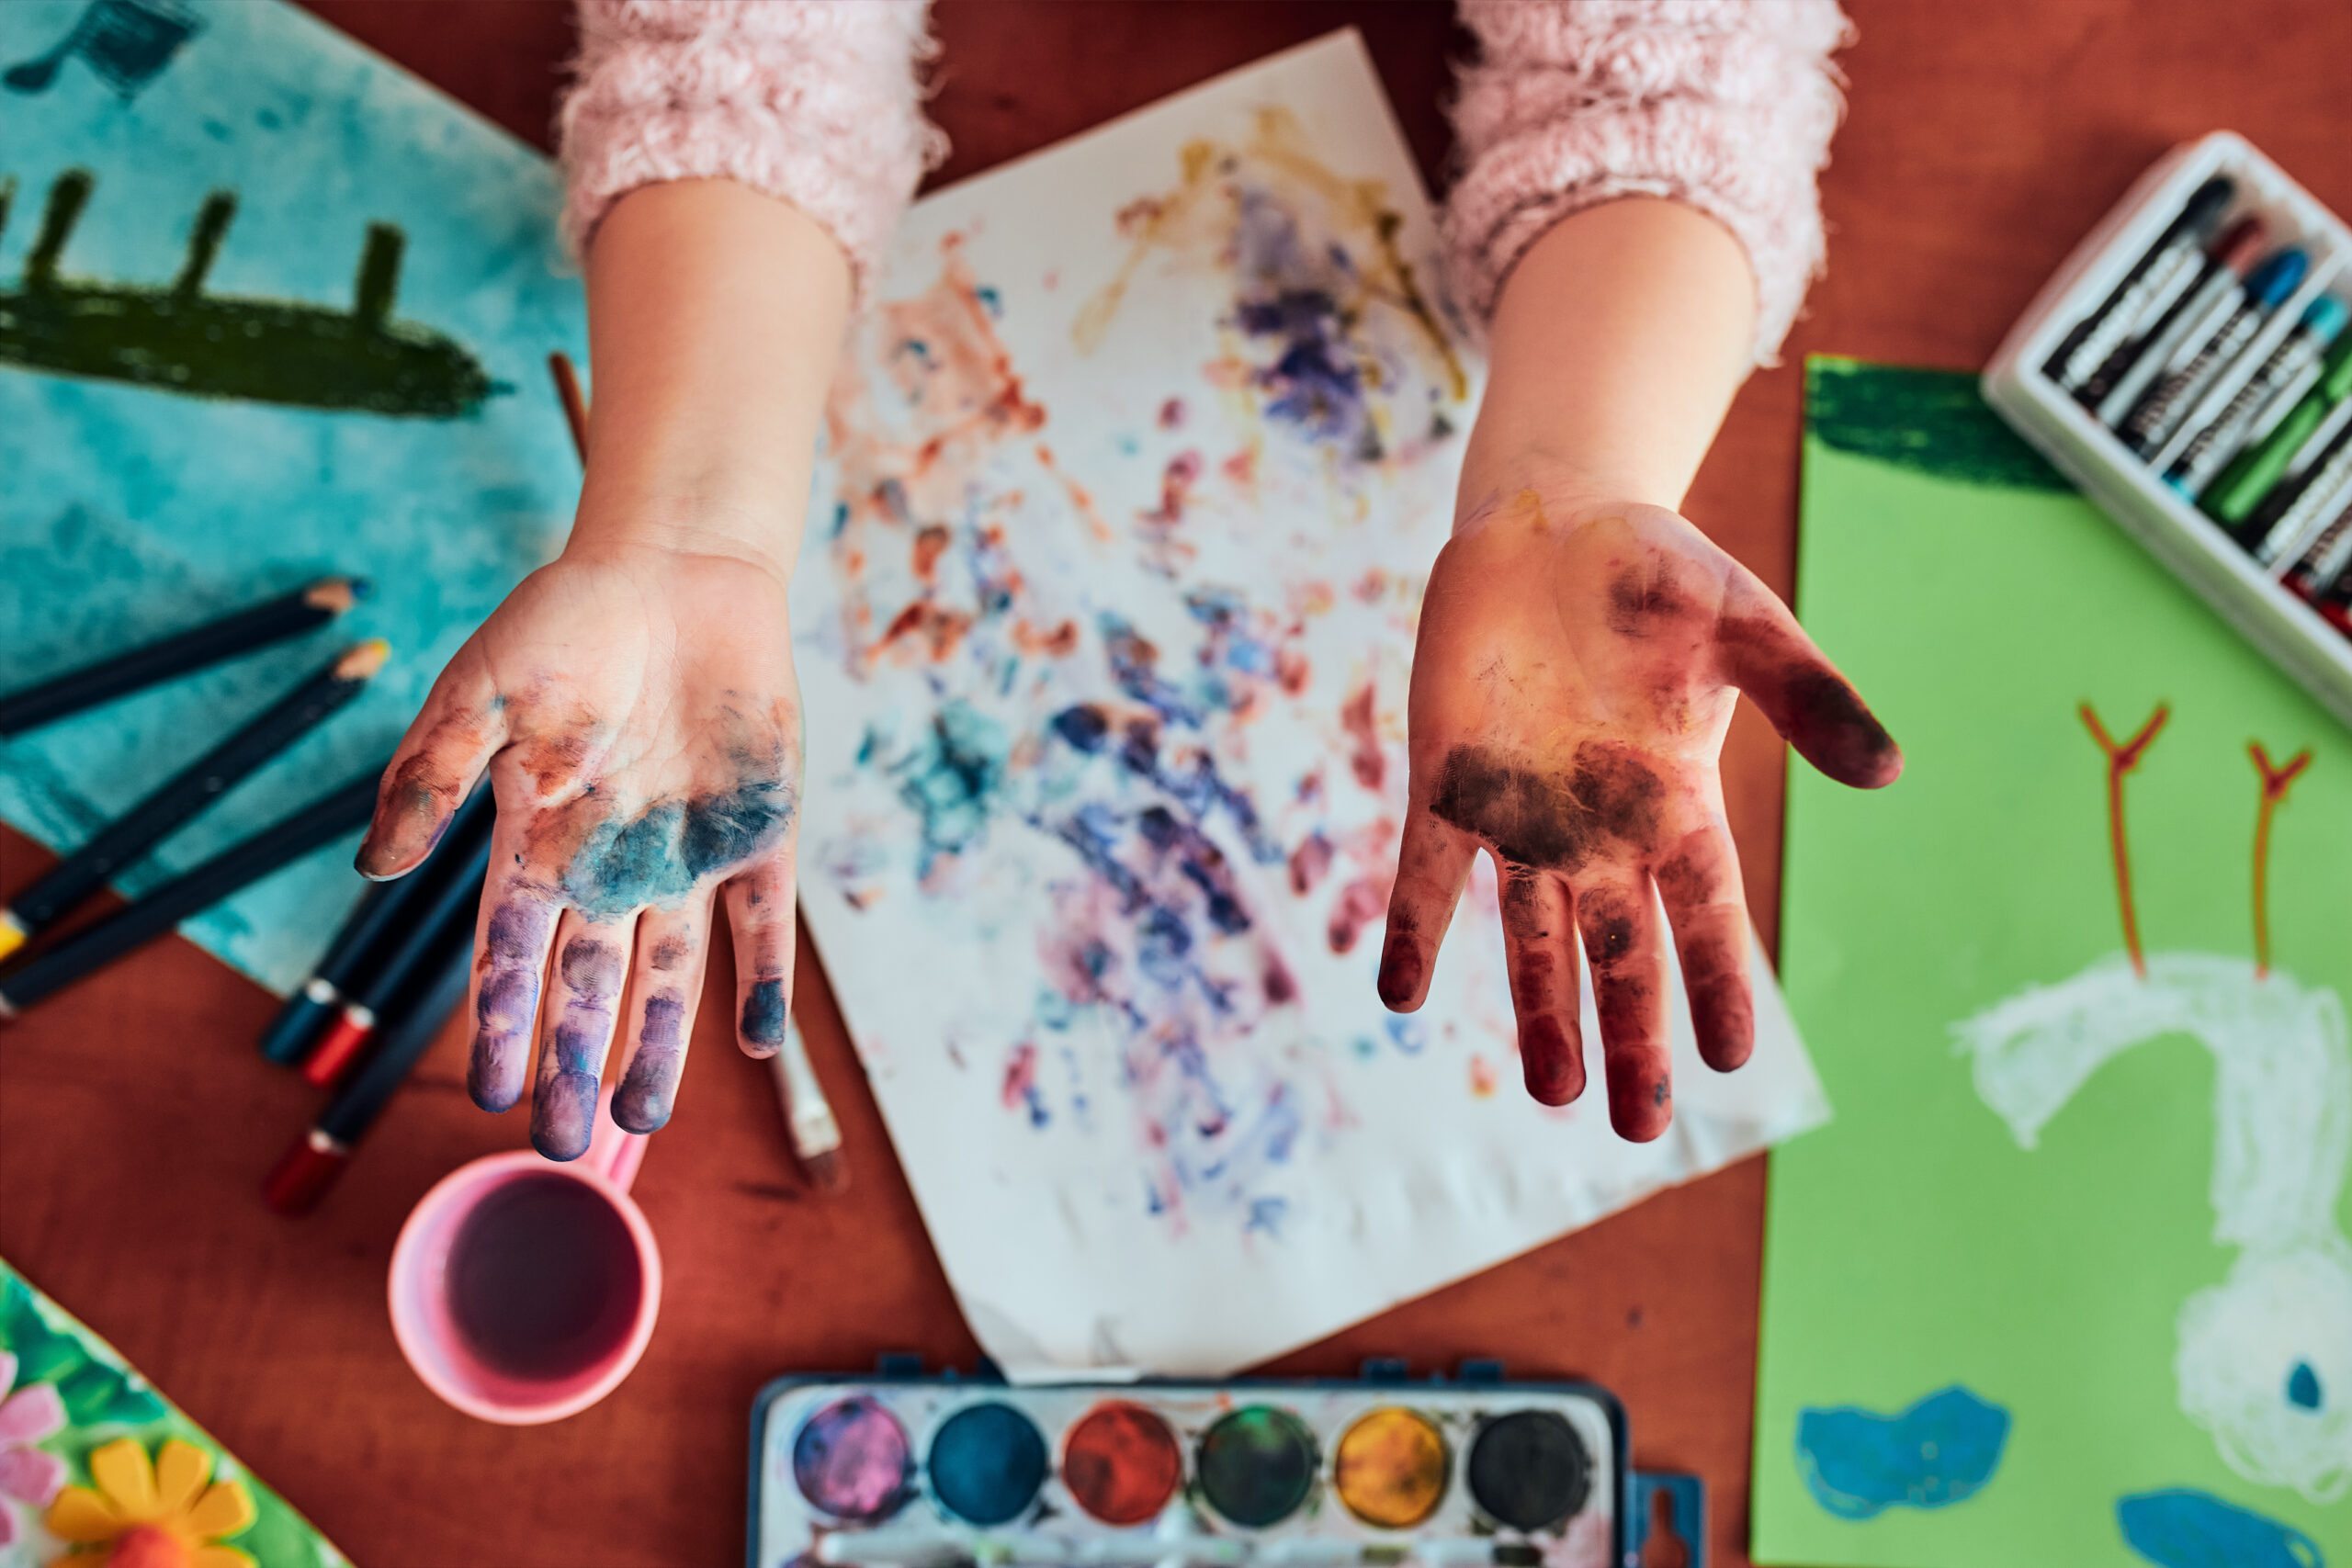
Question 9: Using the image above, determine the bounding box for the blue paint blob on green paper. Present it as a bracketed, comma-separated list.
[1795, 1384, 2009, 1519]
[2118, 1488, 2324, 1568]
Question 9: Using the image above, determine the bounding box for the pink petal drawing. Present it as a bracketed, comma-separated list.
[0, 1383, 64, 1446]
[0, 1500, 15, 1547]
[0, 1445, 67, 1505]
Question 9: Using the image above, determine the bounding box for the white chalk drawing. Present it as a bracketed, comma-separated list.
[1958, 952, 2351, 1502]
[1952, 709, 2349, 1503]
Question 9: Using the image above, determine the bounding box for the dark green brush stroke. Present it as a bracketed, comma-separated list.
[1806, 357, 2070, 492]
[0, 168, 502, 419]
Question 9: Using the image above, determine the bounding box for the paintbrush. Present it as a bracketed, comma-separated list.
[0, 574, 369, 739]
[0, 639, 388, 963]
[768, 1009, 849, 1195]
[0, 764, 390, 1019]
[548, 349, 589, 457]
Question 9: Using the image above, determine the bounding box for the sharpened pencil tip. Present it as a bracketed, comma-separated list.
[306, 577, 370, 614]
[803, 1146, 850, 1196]
[0, 911, 25, 964]
[334, 638, 392, 680]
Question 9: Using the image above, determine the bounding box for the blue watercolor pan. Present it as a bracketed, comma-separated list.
[750, 1362, 1636, 1568]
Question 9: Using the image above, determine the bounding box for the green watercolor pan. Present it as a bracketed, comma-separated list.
[750, 1363, 1632, 1568]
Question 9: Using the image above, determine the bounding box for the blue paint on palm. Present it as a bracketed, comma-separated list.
[1794, 1384, 2009, 1519]
[2118, 1488, 2324, 1568]
[2286, 1360, 2323, 1410]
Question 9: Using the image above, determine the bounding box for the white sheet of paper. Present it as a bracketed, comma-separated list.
[791, 30, 1830, 1378]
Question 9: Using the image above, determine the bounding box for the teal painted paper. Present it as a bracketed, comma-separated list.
[1752, 359, 2350, 1566]
[0, 0, 583, 993]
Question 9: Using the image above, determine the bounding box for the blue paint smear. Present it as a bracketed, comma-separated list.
[1795, 1385, 2009, 1519]
[2118, 1489, 2324, 1568]
[2286, 1360, 2322, 1411]
[890, 699, 1007, 876]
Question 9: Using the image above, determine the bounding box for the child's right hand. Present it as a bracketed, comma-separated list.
[356, 537, 803, 1160]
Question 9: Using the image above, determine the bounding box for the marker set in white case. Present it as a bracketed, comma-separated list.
[1984, 131, 2352, 728]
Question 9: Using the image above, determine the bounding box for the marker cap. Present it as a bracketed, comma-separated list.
[2301, 295, 2349, 345]
[2178, 175, 2235, 236]
[2245, 249, 2309, 309]
[2213, 216, 2269, 274]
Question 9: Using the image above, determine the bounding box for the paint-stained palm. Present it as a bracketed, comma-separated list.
[1378, 487, 1901, 1140]
[356, 543, 801, 1160]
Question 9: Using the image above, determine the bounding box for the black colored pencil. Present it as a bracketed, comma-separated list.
[263, 915, 476, 1217]
[300, 810, 495, 1087]
[0, 764, 390, 1019]
[0, 575, 369, 739]
[0, 641, 390, 964]
[257, 778, 493, 1066]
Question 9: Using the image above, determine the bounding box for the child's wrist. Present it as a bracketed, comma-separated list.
[565, 491, 803, 588]
[1453, 444, 1679, 537]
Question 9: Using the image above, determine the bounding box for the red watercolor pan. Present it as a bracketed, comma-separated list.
[1060, 1401, 1184, 1526]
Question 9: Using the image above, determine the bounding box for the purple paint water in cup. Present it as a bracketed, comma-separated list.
[389, 1089, 660, 1425]
[446, 1172, 643, 1381]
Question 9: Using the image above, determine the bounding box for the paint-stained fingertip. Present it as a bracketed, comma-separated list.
[611, 1069, 679, 1134]
[1374, 930, 1426, 1011]
[739, 977, 790, 1056]
[530, 1125, 591, 1162]
[1787, 671, 1905, 790]
[466, 1037, 526, 1113]
[1518, 1016, 1584, 1107]
[1607, 1083, 1674, 1142]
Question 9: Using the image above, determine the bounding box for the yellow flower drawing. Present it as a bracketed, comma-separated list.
[43, 1438, 255, 1568]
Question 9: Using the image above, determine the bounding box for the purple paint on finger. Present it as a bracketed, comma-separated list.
[613, 990, 687, 1133]
[532, 939, 624, 1159]
[793, 1398, 912, 1522]
[470, 899, 557, 1111]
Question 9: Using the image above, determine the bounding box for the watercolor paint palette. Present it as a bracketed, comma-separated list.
[749, 1372, 1628, 1568]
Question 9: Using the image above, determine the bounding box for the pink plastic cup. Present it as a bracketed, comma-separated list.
[388, 1089, 659, 1424]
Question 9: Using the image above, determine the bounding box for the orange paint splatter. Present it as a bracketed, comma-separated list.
[1469, 1056, 1497, 1098]
[1327, 874, 1389, 955]
[1275, 646, 1312, 694]
[911, 525, 951, 582]
[1341, 682, 1384, 791]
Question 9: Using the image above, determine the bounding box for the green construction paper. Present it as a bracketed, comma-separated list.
[0, 1258, 348, 1568]
[1751, 359, 2351, 1567]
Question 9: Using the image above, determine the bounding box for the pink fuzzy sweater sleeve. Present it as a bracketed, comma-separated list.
[559, 0, 946, 299]
[1445, 0, 1853, 367]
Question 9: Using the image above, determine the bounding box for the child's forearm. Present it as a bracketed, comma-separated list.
[568, 178, 854, 582]
[1458, 197, 1758, 516]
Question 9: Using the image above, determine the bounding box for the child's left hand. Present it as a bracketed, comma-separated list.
[1377, 475, 1901, 1140]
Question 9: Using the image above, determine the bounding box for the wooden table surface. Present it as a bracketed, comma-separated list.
[4, 4, 2346, 1564]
